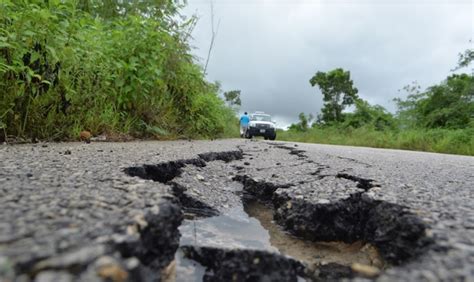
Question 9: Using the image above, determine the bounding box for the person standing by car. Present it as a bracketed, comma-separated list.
[240, 112, 250, 137]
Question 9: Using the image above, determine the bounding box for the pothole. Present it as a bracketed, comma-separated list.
[174, 202, 282, 281]
[272, 188, 433, 265]
[124, 149, 432, 281]
[174, 196, 386, 281]
[244, 198, 385, 270]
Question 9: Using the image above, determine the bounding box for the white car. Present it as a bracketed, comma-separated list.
[245, 112, 277, 140]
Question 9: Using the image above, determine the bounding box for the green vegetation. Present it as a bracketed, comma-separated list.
[393, 74, 473, 129]
[309, 68, 359, 123]
[283, 62, 474, 156]
[223, 90, 242, 108]
[0, 0, 238, 141]
[278, 127, 474, 156]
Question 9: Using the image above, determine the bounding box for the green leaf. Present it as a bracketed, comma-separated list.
[124, 85, 133, 93]
[0, 42, 12, 48]
[0, 63, 15, 72]
[46, 45, 58, 61]
[23, 30, 36, 37]
[115, 78, 125, 87]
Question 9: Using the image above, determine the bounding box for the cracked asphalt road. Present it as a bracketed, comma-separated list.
[0, 139, 473, 281]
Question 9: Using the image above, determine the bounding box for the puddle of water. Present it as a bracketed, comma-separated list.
[172, 199, 384, 281]
[174, 248, 206, 282]
[173, 206, 278, 281]
[179, 206, 278, 251]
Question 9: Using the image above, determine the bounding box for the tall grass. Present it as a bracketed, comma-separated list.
[277, 127, 474, 156]
[0, 1, 238, 141]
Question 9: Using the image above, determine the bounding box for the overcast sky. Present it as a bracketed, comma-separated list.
[183, 0, 473, 128]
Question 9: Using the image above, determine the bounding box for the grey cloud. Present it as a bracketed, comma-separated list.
[184, 0, 472, 125]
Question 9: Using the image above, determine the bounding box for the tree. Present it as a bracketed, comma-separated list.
[454, 47, 474, 70]
[420, 74, 473, 129]
[223, 90, 241, 109]
[394, 75, 474, 129]
[288, 112, 313, 131]
[393, 82, 424, 128]
[344, 99, 396, 131]
[309, 68, 359, 123]
[298, 112, 313, 131]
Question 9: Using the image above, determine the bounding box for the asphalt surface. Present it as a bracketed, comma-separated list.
[0, 139, 473, 281]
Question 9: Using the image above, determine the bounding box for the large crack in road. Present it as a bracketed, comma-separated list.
[124, 144, 432, 281]
[1, 140, 473, 281]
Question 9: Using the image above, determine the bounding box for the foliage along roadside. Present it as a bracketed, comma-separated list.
[277, 127, 474, 156]
[0, 1, 239, 142]
[286, 63, 473, 156]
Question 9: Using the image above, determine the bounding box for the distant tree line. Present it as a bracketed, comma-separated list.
[289, 50, 474, 133]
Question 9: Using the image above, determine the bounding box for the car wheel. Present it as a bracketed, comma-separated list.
[264, 137, 268, 140]
[269, 135, 276, 141]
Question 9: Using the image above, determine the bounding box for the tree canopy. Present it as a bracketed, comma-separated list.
[288, 112, 314, 131]
[455, 47, 474, 70]
[394, 74, 474, 129]
[223, 90, 242, 108]
[309, 68, 359, 123]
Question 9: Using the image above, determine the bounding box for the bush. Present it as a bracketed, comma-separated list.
[279, 127, 474, 156]
[394, 74, 474, 130]
[0, 1, 237, 141]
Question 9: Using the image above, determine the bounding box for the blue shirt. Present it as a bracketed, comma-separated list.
[240, 115, 250, 126]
